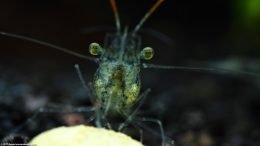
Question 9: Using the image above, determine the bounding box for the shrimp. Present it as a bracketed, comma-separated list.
[1, 0, 259, 146]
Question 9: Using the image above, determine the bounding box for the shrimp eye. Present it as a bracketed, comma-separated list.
[89, 42, 103, 56]
[140, 47, 154, 60]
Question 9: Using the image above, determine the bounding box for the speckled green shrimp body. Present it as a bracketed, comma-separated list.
[92, 33, 142, 115]
[88, 0, 163, 117]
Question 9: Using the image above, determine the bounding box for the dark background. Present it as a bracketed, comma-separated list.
[0, 0, 260, 146]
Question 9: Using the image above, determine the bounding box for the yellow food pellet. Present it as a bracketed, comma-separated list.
[30, 125, 143, 146]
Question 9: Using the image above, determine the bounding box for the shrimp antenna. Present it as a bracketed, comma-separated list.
[109, 0, 121, 33]
[143, 63, 260, 78]
[133, 0, 165, 34]
[0, 32, 98, 62]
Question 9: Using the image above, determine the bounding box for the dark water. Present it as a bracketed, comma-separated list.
[0, 0, 260, 146]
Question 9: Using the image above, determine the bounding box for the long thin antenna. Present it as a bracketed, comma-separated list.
[142, 63, 260, 78]
[0, 32, 98, 62]
[133, 0, 165, 34]
[109, 0, 121, 33]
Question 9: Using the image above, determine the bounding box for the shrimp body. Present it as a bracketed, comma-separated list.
[93, 33, 142, 115]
